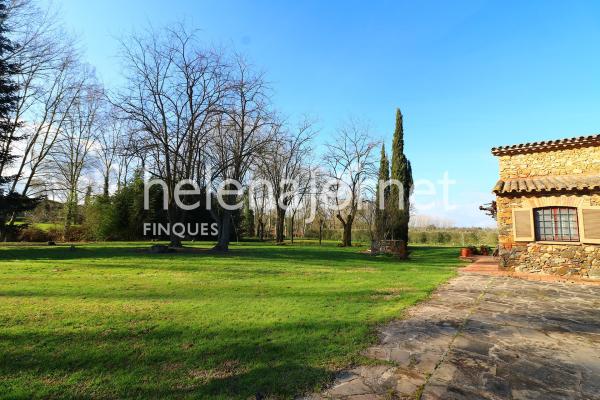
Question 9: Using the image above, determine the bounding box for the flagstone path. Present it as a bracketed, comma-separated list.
[302, 266, 600, 399]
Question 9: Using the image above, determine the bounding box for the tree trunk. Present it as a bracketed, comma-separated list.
[319, 219, 323, 246]
[64, 190, 77, 230]
[258, 219, 265, 241]
[341, 214, 354, 247]
[290, 214, 295, 244]
[336, 213, 354, 247]
[103, 172, 110, 197]
[214, 210, 231, 251]
[168, 204, 182, 247]
[342, 222, 352, 247]
[275, 207, 286, 243]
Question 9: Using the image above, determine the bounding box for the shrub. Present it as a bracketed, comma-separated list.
[409, 227, 498, 246]
[468, 245, 479, 254]
[302, 228, 371, 244]
[64, 226, 87, 242]
[465, 231, 481, 244]
[83, 195, 117, 240]
[19, 226, 49, 242]
[46, 227, 64, 242]
[435, 231, 452, 244]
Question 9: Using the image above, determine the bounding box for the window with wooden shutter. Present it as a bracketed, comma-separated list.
[579, 207, 600, 244]
[513, 208, 534, 241]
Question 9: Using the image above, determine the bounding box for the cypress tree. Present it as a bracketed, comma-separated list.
[374, 144, 390, 240]
[389, 108, 413, 244]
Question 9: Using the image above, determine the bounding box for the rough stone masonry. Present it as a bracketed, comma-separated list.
[491, 135, 600, 279]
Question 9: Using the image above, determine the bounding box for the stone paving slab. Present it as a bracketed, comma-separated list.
[300, 272, 600, 400]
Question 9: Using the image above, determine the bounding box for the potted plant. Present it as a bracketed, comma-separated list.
[460, 247, 472, 257]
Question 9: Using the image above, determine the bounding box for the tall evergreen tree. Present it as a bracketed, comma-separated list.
[389, 108, 413, 244]
[375, 144, 390, 240]
[0, 1, 20, 182]
[0, 1, 38, 237]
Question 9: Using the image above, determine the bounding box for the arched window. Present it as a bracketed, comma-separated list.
[534, 207, 579, 242]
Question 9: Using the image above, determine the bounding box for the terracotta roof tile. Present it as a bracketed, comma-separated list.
[492, 134, 600, 156]
[493, 174, 600, 194]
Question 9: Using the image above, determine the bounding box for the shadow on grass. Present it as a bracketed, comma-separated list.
[0, 283, 431, 302]
[0, 321, 358, 399]
[0, 243, 463, 398]
[4, 302, 598, 399]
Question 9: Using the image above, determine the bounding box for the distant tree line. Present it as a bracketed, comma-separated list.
[409, 227, 498, 247]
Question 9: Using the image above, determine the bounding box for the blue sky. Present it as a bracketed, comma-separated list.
[44, 0, 600, 227]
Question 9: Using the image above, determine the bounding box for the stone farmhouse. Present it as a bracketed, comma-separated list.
[492, 135, 600, 278]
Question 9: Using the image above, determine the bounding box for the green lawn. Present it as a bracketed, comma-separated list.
[12, 222, 63, 231]
[0, 241, 461, 399]
[32, 222, 64, 231]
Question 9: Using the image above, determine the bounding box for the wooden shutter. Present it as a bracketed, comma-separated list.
[579, 207, 600, 244]
[513, 208, 534, 241]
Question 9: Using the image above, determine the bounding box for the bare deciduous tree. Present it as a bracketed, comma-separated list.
[115, 25, 227, 246]
[287, 164, 314, 244]
[324, 118, 378, 247]
[48, 79, 101, 229]
[207, 56, 273, 251]
[95, 107, 127, 196]
[2, 0, 81, 199]
[249, 174, 271, 240]
[257, 117, 314, 243]
[10, 55, 83, 198]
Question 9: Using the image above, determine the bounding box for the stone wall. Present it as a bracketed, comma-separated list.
[496, 192, 600, 279]
[496, 196, 522, 246]
[500, 243, 600, 279]
[496, 193, 600, 247]
[498, 146, 600, 179]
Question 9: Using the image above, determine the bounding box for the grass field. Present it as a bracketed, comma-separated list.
[12, 222, 64, 231]
[0, 241, 462, 399]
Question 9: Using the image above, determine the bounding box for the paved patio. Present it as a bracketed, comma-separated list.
[302, 264, 600, 399]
